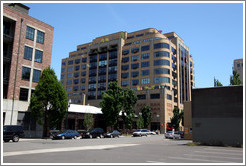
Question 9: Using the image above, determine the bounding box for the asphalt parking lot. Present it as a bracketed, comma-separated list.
[3, 135, 244, 164]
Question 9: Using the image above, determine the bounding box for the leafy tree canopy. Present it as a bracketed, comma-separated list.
[141, 105, 151, 128]
[170, 107, 183, 131]
[230, 70, 242, 85]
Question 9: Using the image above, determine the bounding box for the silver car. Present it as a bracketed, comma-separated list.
[164, 131, 181, 139]
[132, 129, 149, 137]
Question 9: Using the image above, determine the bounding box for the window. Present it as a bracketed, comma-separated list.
[154, 60, 170, 66]
[137, 94, 146, 100]
[90, 55, 97, 62]
[74, 72, 79, 77]
[136, 33, 144, 37]
[154, 77, 170, 83]
[122, 49, 129, 55]
[36, 30, 45, 44]
[167, 94, 172, 100]
[89, 77, 96, 83]
[81, 78, 86, 83]
[98, 83, 106, 90]
[99, 60, 107, 68]
[127, 36, 134, 39]
[61, 74, 65, 79]
[154, 68, 170, 75]
[121, 72, 129, 78]
[108, 74, 117, 81]
[19, 88, 29, 101]
[121, 80, 129, 86]
[66, 87, 72, 92]
[81, 71, 86, 76]
[26, 26, 35, 40]
[68, 60, 73, 65]
[68, 67, 73, 72]
[141, 70, 150, 76]
[24, 46, 33, 61]
[108, 59, 117, 66]
[73, 86, 79, 91]
[150, 94, 160, 99]
[131, 79, 139, 86]
[141, 78, 150, 84]
[22, 67, 31, 80]
[82, 58, 87, 63]
[108, 66, 117, 74]
[35, 49, 43, 63]
[122, 57, 129, 63]
[67, 73, 73, 78]
[131, 63, 139, 69]
[98, 75, 106, 83]
[75, 59, 81, 64]
[99, 53, 107, 60]
[131, 55, 139, 61]
[131, 71, 139, 77]
[141, 45, 150, 52]
[81, 64, 86, 70]
[89, 84, 96, 91]
[67, 80, 72, 85]
[81, 85, 85, 90]
[62, 62, 66, 66]
[141, 61, 150, 68]
[133, 40, 141, 44]
[141, 53, 150, 59]
[122, 65, 129, 71]
[131, 48, 139, 54]
[98, 68, 107, 75]
[33, 69, 41, 82]
[75, 65, 80, 71]
[154, 51, 170, 58]
[154, 43, 170, 49]
[109, 51, 117, 59]
[125, 42, 132, 46]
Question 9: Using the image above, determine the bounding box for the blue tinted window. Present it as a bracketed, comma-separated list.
[122, 57, 129, 63]
[33, 69, 41, 82]
[141, 70, 150, 76]
[141, 45, 150, 52]
[154, 77, 170, 83]
[154, 60, 170, 66]
[36, 30, 45, 44]
[75, 66, 80, 71]
[154, 68, 170, 75]
[131, 48, 139, 54]
[24, 46, 33, 61]
[141, 78, 150, 84]
[122, 64, 129, 70]
[68, 60, 73, 65]
[141, 53, 150, 59]
[121, 80, 129, 86]
[26, 26, 35, 40]
[154, 43, 169, 49]
[131, 55, 139, 61]
[75, 59, 81, 64]
[141, 61, 150, 68]
[121, 72, 129, 78]
[154, 51, 170, 58]
[131, 71, 139, 77]
[131, 63, 139, 69]
[67, 80, 72, 85]
[35, 49, 43, 63]
[131, 79, 139, 86]
[122, 49, 129, 55]
[67, 73, 73, 78]
[22, 67, 31, 80]
[150, 94, 160, 99]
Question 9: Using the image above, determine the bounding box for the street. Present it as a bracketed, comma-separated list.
[3, 135, 244, 164]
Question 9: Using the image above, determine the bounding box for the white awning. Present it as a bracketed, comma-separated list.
[68, 104, 102, 114]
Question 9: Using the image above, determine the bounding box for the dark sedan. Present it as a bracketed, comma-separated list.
[81, 128, 105, 139]
[104, 130, 121, 138]
[51, 130, 80, 140]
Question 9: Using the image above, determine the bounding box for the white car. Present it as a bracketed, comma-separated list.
[132, 129, 149, 137]
[164, 131, 181, 139]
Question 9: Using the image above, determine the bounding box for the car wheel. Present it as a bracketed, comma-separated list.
[100, 134, 103, 138]
[4, 139, 10, 142]
[89, 134, 92, 139]
[110, 135, 113, 138]
[12, 135, 19, 142]
[62, 136, 65, 140]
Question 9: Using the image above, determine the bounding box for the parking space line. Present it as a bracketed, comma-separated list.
[3, 144, 139, 157]
[184, 154, 243, 160]
[194, 151, 243, 156]
[168, 157, 238, 163]
[146, 161, 165, 163]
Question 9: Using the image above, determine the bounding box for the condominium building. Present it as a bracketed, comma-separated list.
[3, 3, 54, 137]
[61, 28, 194, 133]
[233, 58, 243, 84]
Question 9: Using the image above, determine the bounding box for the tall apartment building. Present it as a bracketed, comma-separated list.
[3, 3, 54, 137]
[61, 28, 194, 133]
[233, 58, 243, 84]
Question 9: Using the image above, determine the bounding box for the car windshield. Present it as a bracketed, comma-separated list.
[135, 130, 141, 132]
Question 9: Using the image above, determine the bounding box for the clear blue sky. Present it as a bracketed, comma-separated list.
[24, 2, 244, 88]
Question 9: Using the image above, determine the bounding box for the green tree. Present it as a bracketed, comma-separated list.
[136, 116, 144, 129]
[230, 70, 242, 85]
[99, 81, 123, 129]
[30, 67, 68, 138]
[141, 105, 151, 128]
[170, 107, 183, 131]
[214, 77, 223, 87]
[121, 89, 137, 130]
[83, 113, 94, 130]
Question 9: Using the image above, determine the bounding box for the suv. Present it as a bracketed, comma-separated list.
[82, 128, 104, 138]
[3, 125, 25, 142]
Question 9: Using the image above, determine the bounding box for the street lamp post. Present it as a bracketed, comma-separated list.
[66, 99, 71, 130]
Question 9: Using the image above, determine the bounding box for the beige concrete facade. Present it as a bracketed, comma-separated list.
[61, 28, 194, 133]
[3, 3, 54, 137]
[183, 101, 192, 140]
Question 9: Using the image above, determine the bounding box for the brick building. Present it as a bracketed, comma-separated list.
[61, 28, 194, 133]
[3, 3, 54, 137]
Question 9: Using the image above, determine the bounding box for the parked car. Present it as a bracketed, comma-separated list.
[149, 130, 157, 135]
[3, 125, 25, 142]
[51, 130, 80, 140]
[177, 131, 184, 138]
[164, 131, 181, 139]
[132, 129, 149, 137]
[104, 130, 121, 138]
[82, 128, 105, 139]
